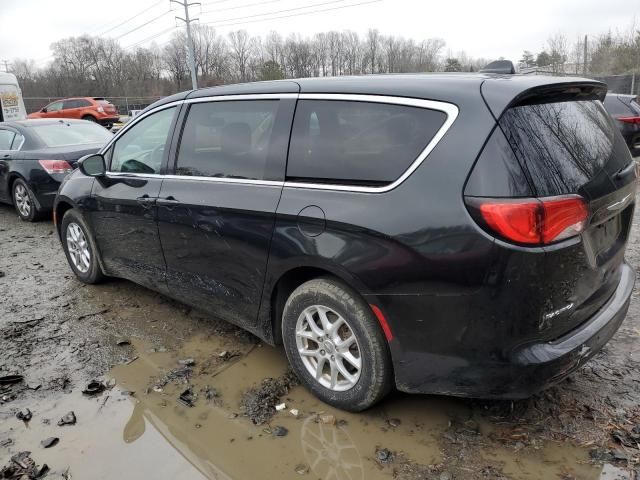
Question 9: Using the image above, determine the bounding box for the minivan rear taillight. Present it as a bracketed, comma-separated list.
[39, 159, 73, 174]
[467, 195, 588, 245]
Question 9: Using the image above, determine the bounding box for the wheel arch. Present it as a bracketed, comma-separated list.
[7, 172, 25, 202]
[262, 262, 371, 346]
[54, 197, 76, 238]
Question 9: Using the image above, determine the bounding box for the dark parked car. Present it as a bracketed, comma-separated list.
[54, 75, 636, 410]
[604, 93, 640, 155]
[0, 119, 112, 221]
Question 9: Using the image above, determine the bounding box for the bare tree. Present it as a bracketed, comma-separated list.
[228, 30, 253, 82]
[547, 33, 568, 74]
[366, 28, 381, 74]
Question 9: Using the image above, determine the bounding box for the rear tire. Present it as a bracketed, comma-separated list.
[82, 115, 97, 122]
[282, 277, 393, 411]
[12, 179, 43, 222]
[61, 209, 104, 284]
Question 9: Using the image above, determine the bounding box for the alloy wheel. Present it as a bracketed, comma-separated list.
[295, 305, 362, 391]
[66, 222, 91, 273]
[14, 184, 32, 218]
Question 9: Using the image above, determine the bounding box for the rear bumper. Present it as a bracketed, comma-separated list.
[383, 261, 635, 399]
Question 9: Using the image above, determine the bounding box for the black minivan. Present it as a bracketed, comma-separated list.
[54, 74, 636, 411]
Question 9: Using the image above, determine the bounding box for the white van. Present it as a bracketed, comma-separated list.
[0, 73, 27, 122]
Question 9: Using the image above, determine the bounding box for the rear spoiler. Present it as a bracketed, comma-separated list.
[481, 77, 607, 120]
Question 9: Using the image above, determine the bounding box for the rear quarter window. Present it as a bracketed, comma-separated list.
[287, 100, 447, 185]
[499, 100, 629, 196]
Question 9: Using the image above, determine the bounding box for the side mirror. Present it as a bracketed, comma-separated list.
[78, 153, 106, 177]
[41, 107, 47, 113]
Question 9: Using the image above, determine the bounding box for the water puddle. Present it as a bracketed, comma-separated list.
[2, 334, 610, 479]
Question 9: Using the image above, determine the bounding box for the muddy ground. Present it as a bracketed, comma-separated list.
[1, 195, 640, 480]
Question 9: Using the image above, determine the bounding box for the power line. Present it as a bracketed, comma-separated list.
[97, 0, 165, 36]
[112, 9, 173, 40]
[200, 0, 351, 25]
[203, 0, 382, 28]
[199, 0, 234, 5]
[200, 0, 282, 15]
[123, 26, 177, 50]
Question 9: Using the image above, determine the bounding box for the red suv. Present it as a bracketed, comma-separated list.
[28, 97, 120, 128]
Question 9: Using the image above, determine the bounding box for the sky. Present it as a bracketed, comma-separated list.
[0, 0, 638, 68]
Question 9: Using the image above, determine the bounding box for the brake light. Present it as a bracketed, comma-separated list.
[617, 116, 640, 125]
[39, 159, 73, 174]
[97, 106, 104, 113]
[471, 195, 588, 245]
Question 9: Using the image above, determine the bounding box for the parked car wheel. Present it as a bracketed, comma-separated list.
[61, 209, 104, 284]
[12, 179, 42, 222]
[282, 278, 393, 411]
[82, 115, 97, 122]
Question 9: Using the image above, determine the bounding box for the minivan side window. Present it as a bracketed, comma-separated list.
[175, 100, 280, 180]
[287, 100, 447, 185]
[110, 107, 176, 174]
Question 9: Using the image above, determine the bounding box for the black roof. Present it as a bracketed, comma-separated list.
[148, 73, 607, 118]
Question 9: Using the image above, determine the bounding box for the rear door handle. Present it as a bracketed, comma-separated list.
[136, 194, 156, 208]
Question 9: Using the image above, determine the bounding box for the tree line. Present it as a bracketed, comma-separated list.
[519, 26, 640, 75]
[12, 27, 487, 100]
[10, 23, 640, 103]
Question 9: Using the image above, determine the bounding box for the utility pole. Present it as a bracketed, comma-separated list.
[170, 0, 199, 90]
[582, 35, 588, 76]
[1, 60, 11, 73]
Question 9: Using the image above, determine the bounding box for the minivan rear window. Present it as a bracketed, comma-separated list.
[287, 100, 447, 185]
[499, 100, 628, 196]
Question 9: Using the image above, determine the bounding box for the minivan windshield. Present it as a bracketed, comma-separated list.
[31, 122, 112, 147]
[500, 100, 629, 196]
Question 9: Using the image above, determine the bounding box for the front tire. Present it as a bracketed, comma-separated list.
[12, 179, 42, 222]
[61, 209, 104, 284]
[282, 278, 393, 411]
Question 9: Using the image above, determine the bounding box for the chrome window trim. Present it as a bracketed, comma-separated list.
[101, 94, 299, 175]
[106, 171, 283, 187]
[284, 94, 459, 193]
[185, 93, 299, 104]
[100, 92, 459, 193]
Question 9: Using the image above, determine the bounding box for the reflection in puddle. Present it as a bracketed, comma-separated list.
[300, 416, 364, 480]
[1, 334, 607, 480]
